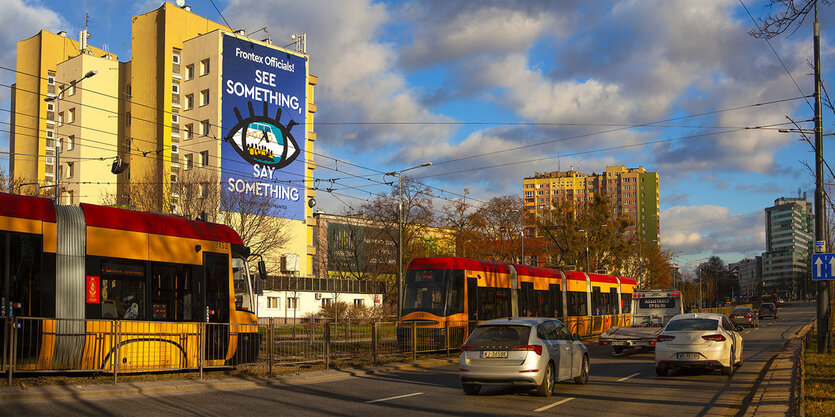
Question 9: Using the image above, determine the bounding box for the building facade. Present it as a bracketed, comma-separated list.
[9, 2, 318, 275]
[522, 165, 660, 244]
[762, 197, 813, 297]
[729, 256, 762, 297]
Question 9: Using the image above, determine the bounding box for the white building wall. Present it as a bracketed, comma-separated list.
[256, 290, 382, 321]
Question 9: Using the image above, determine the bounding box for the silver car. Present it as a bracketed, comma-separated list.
[458, 318, 589, 396]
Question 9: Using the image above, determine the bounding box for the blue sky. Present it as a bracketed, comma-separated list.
[1, 0, 834, 272]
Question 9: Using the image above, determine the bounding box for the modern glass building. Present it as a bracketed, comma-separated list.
[762, 197, 813, 297]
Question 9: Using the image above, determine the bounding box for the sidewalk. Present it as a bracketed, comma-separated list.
[742, 321, 814, 417]
[0, 358, 458, 402]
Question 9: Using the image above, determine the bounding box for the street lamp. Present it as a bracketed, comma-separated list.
[385, 161, 432, 317]
[44, 70, 97, 203]
[577, 224, 606, 273]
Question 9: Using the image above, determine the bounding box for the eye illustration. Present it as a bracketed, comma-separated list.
[225, 101, 300, 169]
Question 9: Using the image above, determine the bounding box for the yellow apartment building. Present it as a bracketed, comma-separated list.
[523, 166, 660, 244]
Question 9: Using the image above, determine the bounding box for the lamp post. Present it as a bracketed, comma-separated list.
[44, 70, 97, 203]
[577, 229, 590, 272]
[385, 162, 431, 317]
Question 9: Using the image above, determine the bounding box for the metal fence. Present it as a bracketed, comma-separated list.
[2, 314, 627, 385]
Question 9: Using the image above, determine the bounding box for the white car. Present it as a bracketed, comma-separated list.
[654, 313, 743, 376]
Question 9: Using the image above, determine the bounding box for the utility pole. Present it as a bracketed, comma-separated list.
[814, 3, 832, 354]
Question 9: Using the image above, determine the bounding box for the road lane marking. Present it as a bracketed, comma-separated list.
[364, 392, 423, 404]
[617, 372, 640, 382]
[535, 397, 574, 412]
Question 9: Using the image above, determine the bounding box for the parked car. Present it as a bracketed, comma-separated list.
[758, 303, 778, 320]
[654, 313, 744, 376]
[729, 307, 758, 328]
[459, 318, 589, 396]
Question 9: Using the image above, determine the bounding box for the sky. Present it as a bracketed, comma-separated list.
[1, 0, 834, 273]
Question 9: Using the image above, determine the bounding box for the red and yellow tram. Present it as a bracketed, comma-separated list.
[0, 192, 262, 372]
[398, 257, 636, 348]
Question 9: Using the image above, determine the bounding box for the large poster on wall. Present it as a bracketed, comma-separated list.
[221, 34, 307, 220]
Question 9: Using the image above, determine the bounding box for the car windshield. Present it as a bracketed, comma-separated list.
[466, 325, 531, 349]
[761, 303, 775, 309]
[731, 308, 750, 314]
[665, 318, 719, 331]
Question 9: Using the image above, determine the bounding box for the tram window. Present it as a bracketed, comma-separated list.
[551, 284, 563, 317]
[151, 263, 193, 321]
[592, 287, 602, 316]
[446, 270, 464, 315]
[100, 259, 146, 320]
[621, 292, 632, 314]
[232, 257, 254, 312]
[609, 288, 619, 314]
[494, 288, 511, 318]
[567, 291, 587, 316]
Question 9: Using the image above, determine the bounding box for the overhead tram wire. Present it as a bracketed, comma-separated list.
[0, 68, 809, 212]
[0, 67, 810, 178]
[415, 122, 800, 180]
[0, 67, 809, 200]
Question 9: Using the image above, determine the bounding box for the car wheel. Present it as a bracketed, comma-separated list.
[462, 383, 481, 395]
[655, 365, 669, 377]
[721, 349, 735, 375]
[574, 355, 590, 384]
[613, 346, 624, 354]
[536, 362, 555, 397]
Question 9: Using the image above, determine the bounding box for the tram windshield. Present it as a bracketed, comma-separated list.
[232, 256, 255, 312]
[402, 269, 464, 317]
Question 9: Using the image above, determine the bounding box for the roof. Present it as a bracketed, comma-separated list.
[0, 192, 56, 222]
[407, 257, 511, 274]
[81, 203, 243, 244]
[476, 317, 556, 326]
[672, 313, 724, 320]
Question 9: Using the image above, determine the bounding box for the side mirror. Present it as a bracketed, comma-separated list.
[573, 334, 581, 341]
[736, 326, 744, 332]
[258, 260, 267, 280]
[255, 276, 264, 296]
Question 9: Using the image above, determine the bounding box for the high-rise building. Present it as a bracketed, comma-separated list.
[9, 2, 318, 275]
[522, 165, 660, 244]
[762, 197, 813, 296]
[10, 30, 116, 201]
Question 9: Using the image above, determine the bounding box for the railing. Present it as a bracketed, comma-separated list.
[2, 314, 627, 385]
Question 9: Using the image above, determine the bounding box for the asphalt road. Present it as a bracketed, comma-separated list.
[5, 303, 815, 416]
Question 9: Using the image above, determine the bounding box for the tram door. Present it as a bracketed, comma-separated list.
[203, 252, 230, 360]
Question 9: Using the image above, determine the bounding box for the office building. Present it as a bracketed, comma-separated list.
[762, 197, 813, 296]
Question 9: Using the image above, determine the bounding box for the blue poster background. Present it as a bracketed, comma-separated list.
[221, 34, 307, 221]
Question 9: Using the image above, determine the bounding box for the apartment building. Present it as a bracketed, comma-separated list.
[522, 165, 660, 244]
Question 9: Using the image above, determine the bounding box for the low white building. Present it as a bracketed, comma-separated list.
[256, 276, 385, 322]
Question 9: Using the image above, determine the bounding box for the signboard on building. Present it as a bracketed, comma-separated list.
[221, 34, 307, 220]
[328, 222, 395, 274]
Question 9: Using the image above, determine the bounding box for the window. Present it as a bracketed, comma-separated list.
[200, 89, 209, 106]
[322, 298, 333, 308]
[100, 259, 146, 320]
[58, 112, 64, 126]
[185, 154, 193, 170]
[172, 51, 180, 65]
[172, 81, 180, 95]
[200, 150, 209, 167]
[67, 135, 74, 151]
[67, 190, 74, 205]
[201, 120, 210, 136]
[150, 263, 193, 321]
[199, 182, 209, 198]
[67, 108, 75, 123]
[353, 299, 364, 307]
[185, 64, 194, 80]
[66, 162, 74, 178]
[126, 112, 131, 127]
[68, 84, 76, 96]
[171, 143, 179, 154]
[185, 94, 194, 110]
[184, 123, 193, 140]
[287, 297, 298, 309]
[171, 173, 178, 184]
[267, 297, 279, 309]
[172, 112, 179, 124]
[46, 102, 55, 112]
[200, 59, 210, 76]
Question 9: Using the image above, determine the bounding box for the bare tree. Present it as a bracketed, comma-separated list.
[749, 0, 827, 39]
[472, 195, 524, 263]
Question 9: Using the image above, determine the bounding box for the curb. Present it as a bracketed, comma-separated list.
[741, 320, 814, 417]
[0, 358, 457, 401]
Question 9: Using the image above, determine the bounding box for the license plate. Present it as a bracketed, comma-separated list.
[613, 342, 627, 346]
[481, 351, 508, 359]
[676, 353, 700, 360]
